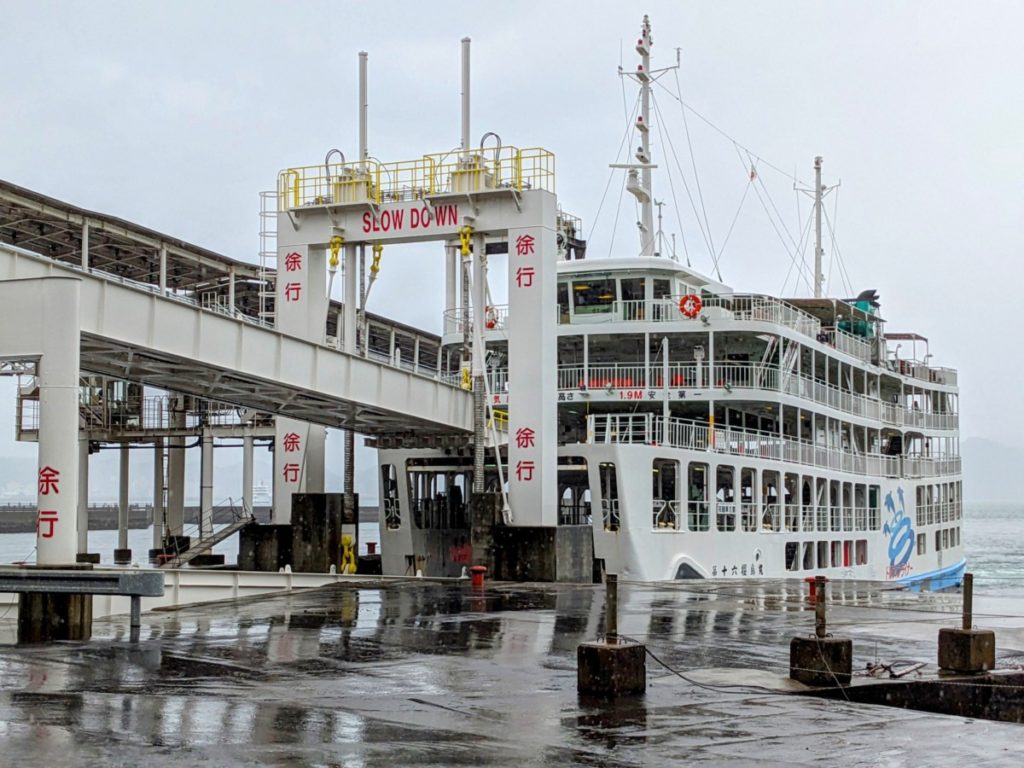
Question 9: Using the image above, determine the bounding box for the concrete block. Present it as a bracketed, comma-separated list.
[238, 524, 292, 571]
[577, 640, 647, 697]
[938, 628, 996, 673]
[188, 554, 226, 568]
[790, 636, 853, 687]
[113, 548, 132, 564]
[17, 592, 93, 643]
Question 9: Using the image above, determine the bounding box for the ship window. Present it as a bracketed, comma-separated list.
[687, 462, 710, 531]
[558, 282, 570, 322]
[381, 464, 401, 530]
[935, 530, 942, 551]
[868, 485, 881, 530]
[785, 542, 799, 571]
[652, 459, 679, 530]
[831, 541, 842, 568]
[856, 540, 867, 565]
[620, 277, 644, 302]
[715, 465, 735, 532]
[943, 528, 949, 549]
[558, 456, 590, 526]
[653, 278, 671, 299]
[817, 541, 829, 569]
[599, 462, 620, 532]
[802, 541, 814, 570]
[573, 279, 616, 314]
[917, 533, 926, 555]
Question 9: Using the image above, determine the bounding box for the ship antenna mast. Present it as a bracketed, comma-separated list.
[797, 155, 839, 297]
[613, 15, 679, 257]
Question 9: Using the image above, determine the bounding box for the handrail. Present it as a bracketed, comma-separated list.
[586, 413, 960, 480]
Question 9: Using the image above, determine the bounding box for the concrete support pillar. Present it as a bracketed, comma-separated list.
[166, 398, 186, 538]
[152, 439, 164, 551]
[77, 436, 89, 554]
[272, 418, 326, 524]
[200, 429, 214, 538]
[118, 444, 129, 550]
[228, 266, 236, 314]
[1, 278, 82, 566]
[242, 433, 254, 514]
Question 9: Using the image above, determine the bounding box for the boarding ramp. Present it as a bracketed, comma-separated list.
[0, 243, 473, 436]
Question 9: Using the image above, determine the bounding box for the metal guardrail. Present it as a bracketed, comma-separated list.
[279, 146, 555, 210]
[0, 568, 165, 638]
[587, 413, 959, 480]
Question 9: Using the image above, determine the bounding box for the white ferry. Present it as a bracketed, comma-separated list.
[377, 16, 964, 589]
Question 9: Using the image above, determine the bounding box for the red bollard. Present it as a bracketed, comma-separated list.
[805, 575, 828, 601]
[470, 565, 487, 587]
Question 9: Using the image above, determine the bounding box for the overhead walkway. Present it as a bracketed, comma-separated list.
[0, 243, 473, 436]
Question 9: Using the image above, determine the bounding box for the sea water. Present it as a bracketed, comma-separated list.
[0, 505, 1014, 591]
[0, 522, 381, 566]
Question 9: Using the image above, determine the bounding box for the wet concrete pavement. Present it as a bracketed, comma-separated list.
[0, 578, 1022, 766]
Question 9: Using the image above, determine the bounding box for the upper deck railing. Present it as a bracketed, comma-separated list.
[587, 413, 960, 480]
[279, 146, 555, 209]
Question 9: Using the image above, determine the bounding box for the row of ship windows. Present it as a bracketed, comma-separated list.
[785, 539, 868, 571]
[915, 482, 963, 527]
[919, 526, 960, 554]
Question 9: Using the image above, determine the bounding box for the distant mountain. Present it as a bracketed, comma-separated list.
[961, 438, 1022, 503]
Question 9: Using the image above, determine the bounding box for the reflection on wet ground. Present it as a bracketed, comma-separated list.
[0, 579, 1022, 766]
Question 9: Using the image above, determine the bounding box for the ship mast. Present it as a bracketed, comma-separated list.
[813, 155, 823, 298]
[637, 16, 655, 256]
[615, 15, 678, 258]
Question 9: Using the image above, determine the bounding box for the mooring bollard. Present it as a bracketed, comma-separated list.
[790, 573, 852, 686]
[577, 573, 646, 696]
[962, 572, 973, 630]
[815, 575, 827, 638]
[606, 573, 618, 644]
[938, 571, 995, 673]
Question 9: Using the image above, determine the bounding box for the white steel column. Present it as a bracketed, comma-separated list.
[200, 429, 214, 538]
[118, 443, 129, 551]
[77, 436, 89, 554]
[152, 439, 164, 551]
[81, 222, 90, 272]
[460, 37, 471, 150]
[166, 397, 186, 538]
[242, 433, 254, 513]
[445, 245, 457, 334]
[228, 266, 236, 313]
[343, 243, 358, 353]
[158, 244, 167, 295]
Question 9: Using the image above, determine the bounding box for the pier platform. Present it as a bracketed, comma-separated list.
[0, 579, 1022, 766]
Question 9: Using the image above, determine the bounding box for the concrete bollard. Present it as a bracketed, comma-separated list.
[790, 575, 852, 687]
[577, 573, 646, 697]
[938, 572, 996, 674]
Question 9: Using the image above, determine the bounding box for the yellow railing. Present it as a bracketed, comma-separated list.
[278, 146, 554, 210]
[488, 409, 509, 432]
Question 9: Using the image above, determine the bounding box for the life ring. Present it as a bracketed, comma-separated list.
[485, 305, 498, 329]
[678, 294, 702, 319]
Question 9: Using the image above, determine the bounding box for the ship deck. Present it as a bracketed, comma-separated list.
[0, 578, 1021, 765]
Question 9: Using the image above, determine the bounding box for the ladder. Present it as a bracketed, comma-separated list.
[159, 513, 255, 568]
[258, 191, 278, 325]
[756, 336, 778, 388]
[779, 341, 801, 391]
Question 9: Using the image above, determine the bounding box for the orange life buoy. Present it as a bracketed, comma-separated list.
[485, 305, 498, 329]
[678, 294, 702, 319]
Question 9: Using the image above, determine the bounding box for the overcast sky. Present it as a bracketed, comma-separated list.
[2, 1, 1022, 498]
